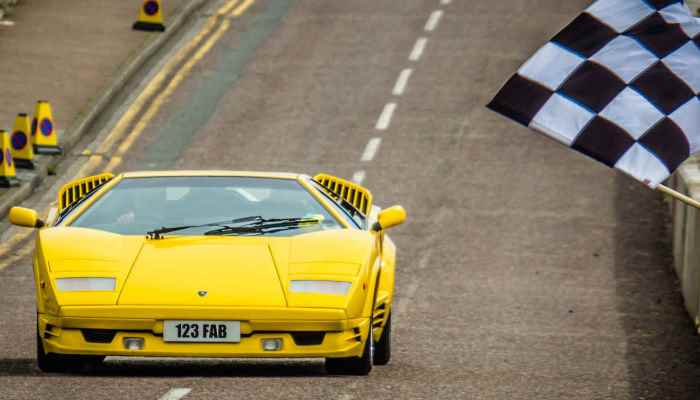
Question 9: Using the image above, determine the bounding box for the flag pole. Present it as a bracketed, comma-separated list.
[657, 184, 700, 210]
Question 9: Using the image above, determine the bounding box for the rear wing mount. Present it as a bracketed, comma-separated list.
[313, 173, 373, 217]
[57, 173, 114, 214]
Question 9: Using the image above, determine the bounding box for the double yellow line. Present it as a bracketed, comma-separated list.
[0, 0, 256, 270]
[95, 0, 255, 174]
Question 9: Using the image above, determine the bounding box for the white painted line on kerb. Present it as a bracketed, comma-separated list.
[158, 388, 192, 400]
[441, 0, 452, 5]
[392, 68, 413, 96]
[409, 37, 428, 61]
[352, 170, 366, 184]
[361, 138, 382, 162]
[376, 103, 397, 130]
[425, 10, 443, 32]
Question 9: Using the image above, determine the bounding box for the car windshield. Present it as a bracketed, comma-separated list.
[69, 176, 343, 236]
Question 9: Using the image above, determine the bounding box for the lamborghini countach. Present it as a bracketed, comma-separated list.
[9, 171, 406, 375]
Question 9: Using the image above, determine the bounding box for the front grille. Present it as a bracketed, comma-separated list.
[81, 329, 117, 344]
[290, 332, 325, 346]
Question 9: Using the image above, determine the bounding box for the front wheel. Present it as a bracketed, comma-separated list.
[373, 313, 391, 365]
[325, 325, 373, 375]
[37, 333, 72, 373]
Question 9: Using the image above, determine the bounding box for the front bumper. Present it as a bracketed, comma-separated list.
[39, 308, 369, 359]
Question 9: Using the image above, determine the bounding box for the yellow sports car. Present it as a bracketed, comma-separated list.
[9, 171, 406, 375]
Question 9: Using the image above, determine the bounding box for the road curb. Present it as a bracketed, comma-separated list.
[0, 0, 209, 219]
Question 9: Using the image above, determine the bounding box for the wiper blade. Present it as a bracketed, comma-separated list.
[204, 217, 320, 236]
[146, 216, 263, 239]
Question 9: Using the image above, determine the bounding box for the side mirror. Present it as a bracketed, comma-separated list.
[9, 207, 44, 228]
[372, 205, 407, 231]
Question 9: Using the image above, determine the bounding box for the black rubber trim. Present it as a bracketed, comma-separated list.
[133, 21, 166, 32]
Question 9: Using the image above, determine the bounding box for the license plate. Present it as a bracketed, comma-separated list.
[163, 320, 241, 343]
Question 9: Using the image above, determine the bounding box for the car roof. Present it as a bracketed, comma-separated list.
[121, 171, 305, 180]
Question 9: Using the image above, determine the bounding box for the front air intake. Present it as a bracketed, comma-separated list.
[291, 332, 326, 346]
[81, 329, 117, 344]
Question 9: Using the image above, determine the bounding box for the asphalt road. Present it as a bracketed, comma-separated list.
[2, 0, 700, 399]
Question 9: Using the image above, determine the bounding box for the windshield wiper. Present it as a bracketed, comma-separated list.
[203, 217, 320, 236]
[146, 216, 263, 239]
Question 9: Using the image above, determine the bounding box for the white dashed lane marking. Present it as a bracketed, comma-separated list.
[376, 102, 397, 130]
[392, 68, 413, 96]
[409, 37, 428, 61]
[158, 388, 191, 400]
[361, 138, 382, 162]
[425, 10, 443, 32]
[357, 5, 448, 327]
[352, 170, 366, 184]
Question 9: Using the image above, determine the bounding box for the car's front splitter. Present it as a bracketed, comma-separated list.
[39, 314, 369, 359]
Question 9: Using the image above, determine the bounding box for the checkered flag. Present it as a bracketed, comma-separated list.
[487, 0, 700, 188]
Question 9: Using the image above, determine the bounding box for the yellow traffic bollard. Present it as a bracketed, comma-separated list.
[133, 0, 166, 32]
[0, 130, 19, 187]
[32, 100, 62, 155]
[11, 113, 34, 169]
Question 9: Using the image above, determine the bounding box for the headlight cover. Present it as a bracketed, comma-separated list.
[289, 280, 352, 296]
[55, 278, 116, 292]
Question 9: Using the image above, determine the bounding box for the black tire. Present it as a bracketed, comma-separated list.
[36, 330, 103, 373]
[37, 333, 72, 373]
[373, 313, 391, 365]
[325, 326, 373, 375]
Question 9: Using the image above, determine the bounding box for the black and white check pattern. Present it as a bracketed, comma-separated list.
[487, 0, 700, 187]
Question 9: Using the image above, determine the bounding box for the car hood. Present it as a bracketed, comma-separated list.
[39, 227, 374, 307]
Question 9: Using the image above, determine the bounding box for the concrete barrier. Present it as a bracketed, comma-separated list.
[666, 0, 700, 330]
[670, 159, 700, 329]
